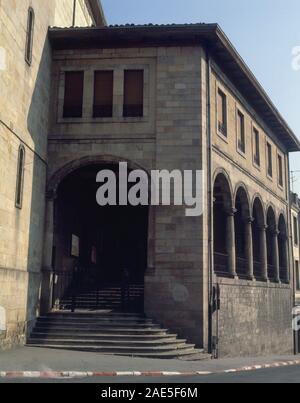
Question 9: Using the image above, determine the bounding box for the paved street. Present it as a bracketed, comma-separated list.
[1, 346, 300, 383]
[1, 365, 300, 383]
[0, 346, 299, 373]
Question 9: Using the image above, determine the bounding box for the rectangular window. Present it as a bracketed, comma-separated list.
[296, 261, 300, 291]
[253, 127, 260, 166]
[25, 8, 35, 65]
[63, 71, 84, 118]
[294, 216, 298, 246]
[93, 71, 114, 118]
[217, 89, 227, 137]
[278, 154, 284, 187]
[123, 70, 144, 117]
[15, 146, 25, 209]
[237, 110, 245, 153]
[267, 142, 273, 177]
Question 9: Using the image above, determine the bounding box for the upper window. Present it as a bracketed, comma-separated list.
[296, 261, 300, 291]
[123, 70, 144, 117]
[294, 216, 298, 246]
[253, 127, 260, 166]
[15, 145, 25, 209]
[278, 154, 284, 187]
[267, 142, 273, 178]
[63, 71, 84, 118]
[25, 7, 35, 65]
[237, 110, 245, 153]
[93, 71, 114, 118]
[217, 89, 227, 137]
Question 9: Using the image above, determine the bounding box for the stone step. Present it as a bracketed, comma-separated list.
[26, 341, 194, 353]
[47, 311, 146, 318]
[36, 321, 159, 329]
[33, 326, 169, 335]
[28, 337, 188, 347]
[26, 344, 200, 359]
[29, 332, 180, 342]
[38, 316, 153, 323]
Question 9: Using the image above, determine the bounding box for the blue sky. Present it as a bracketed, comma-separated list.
[101, 0, 300, 193]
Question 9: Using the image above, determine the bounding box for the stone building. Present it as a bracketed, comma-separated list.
[0, 0, 105, 349]
[291, 193, 300, 306]
[1, 3, 300, 357]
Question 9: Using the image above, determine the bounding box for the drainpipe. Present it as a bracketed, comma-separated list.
[72, 0, 77, 27]
[206, 47, 214, 356]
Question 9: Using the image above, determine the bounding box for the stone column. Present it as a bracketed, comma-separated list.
[226, 208, 237, 277]
[245, 217, 254, 279]
[41, 196, 55, 313]
[271, 228, 280, 283]
[259, 225, 268, 281]
[42, 197, 55, 269]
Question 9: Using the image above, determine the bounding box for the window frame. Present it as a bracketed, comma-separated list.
[123, 69, 144, 118]
[266, 141, 273, 179]
[252, 125, 260, 168]
[296, 261, 300, 291]
[25, 7, 35, 66]
[294, 215, 298, 246]
[217, 87, 228, 139]
[93, 70, 114, 118]
[15, 145, 25, 209]
[63, 70, 85, 119]
[236, 109, 246, 155]
[277, 153, 284, 188]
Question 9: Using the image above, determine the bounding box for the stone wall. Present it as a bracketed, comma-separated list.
[46, 45, 208, 347]
[0, 0, 98, 350]
[54, 0, 94, 27]
[210, 55, 294, 357]
[213, 278, 293, 357]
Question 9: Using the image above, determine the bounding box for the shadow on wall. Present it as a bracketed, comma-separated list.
[24, 37, 52, 336]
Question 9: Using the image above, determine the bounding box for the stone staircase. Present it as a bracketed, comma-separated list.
[27, 285, 209, 359]
[27, 311, 206, 358]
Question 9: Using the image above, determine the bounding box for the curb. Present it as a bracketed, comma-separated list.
[1, 360, 300, 379]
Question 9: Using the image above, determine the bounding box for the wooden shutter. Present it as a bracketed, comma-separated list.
[123, 70, 144, 117]
[93, 71, 113, 117]
[63, 71, 84, 118]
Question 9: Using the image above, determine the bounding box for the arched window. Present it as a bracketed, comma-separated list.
[213, 173, 233, 275]
[25, 7, 35, 65]
[266, 207, 276, 281]
[278, 214, 289, 283]
[15, 146, 25, 209]
[252, 197, 265, 280]
[234, 187, 250, 277]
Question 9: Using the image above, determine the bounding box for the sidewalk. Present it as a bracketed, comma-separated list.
[0, 346, 300, 378]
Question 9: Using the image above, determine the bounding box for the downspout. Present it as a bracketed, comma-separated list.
[72, 0, 77, 27]
[206, 46, 214, 356]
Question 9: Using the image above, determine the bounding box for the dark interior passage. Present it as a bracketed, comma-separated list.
[53, 164, 148, 299]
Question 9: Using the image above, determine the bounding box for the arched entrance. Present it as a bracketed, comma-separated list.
[46, 159, 151, 313]
[278, 214, 289, 283]
[252, 197, 266, 280]
[234, 186, 250, 277]
[266, 206, 277, 282]
[213, 171, 233, 276]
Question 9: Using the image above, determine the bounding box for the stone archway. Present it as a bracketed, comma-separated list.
[234, 186, 251, 278]
[266, 206, 279, 282]
[213, 170, 234, 276]
[252, 196, 267, 280]
[41, 156, 155, 313]
[278, 214, 289, 283]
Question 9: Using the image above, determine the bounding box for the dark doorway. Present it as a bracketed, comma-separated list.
[52, 164, 148, 310]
